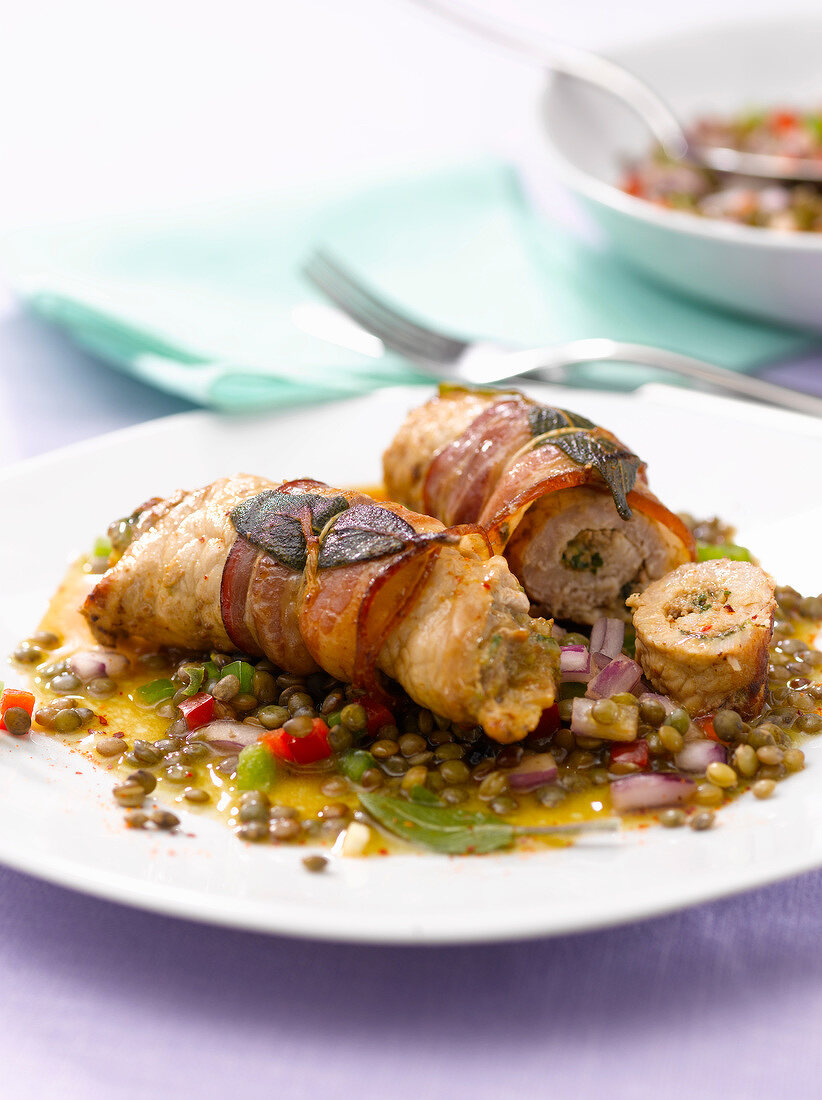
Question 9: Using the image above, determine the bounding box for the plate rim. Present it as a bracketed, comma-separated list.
[2, 381, 822, 945]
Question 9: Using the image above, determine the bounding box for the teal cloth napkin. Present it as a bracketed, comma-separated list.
[1, 162, 815, 411]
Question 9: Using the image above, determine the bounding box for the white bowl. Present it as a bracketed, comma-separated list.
[541, 17, 822, 331]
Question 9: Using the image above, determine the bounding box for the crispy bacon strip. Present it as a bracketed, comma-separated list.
[83, 476, 558, 742]
[384, 387, 695, 623]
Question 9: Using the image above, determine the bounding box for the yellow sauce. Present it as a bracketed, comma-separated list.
[18, 557, 822, 857]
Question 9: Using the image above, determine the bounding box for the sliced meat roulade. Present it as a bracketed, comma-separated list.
[627, 559, 775, 718]
[383, 386, 695, 624]
[83, 475, 559, 743]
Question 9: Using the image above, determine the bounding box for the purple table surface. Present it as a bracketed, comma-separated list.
[1, 308, 822, 1100]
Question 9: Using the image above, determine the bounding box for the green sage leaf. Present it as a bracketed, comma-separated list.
[230, 490, 349, 570]
[359, 792, 514, 854]
[318, 504, 452, 570]
[527, 403, 641, 520]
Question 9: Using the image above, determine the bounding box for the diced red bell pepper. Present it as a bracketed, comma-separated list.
[771, 110, 799, 133]
[178, 692, 215, 731]
[696, 716, 719, 742]
[261, 718, 331, 765]
[609, 740, 649, 770]
[623, 172, 645, 197]
[0, 688, 35, 731]
[360, 696, 395, 737]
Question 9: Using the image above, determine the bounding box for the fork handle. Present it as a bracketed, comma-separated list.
[502, 338, 822, 419]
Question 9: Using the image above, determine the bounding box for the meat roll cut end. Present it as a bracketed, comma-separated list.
[627, 559, 775, 719]
[380, 554, 559, 743]
[506, 487, 692, 624]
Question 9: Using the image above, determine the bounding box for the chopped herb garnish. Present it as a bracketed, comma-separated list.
[136, 678, 175, 704]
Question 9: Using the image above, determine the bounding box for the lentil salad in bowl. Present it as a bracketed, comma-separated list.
[1, 384, 822, 943]
[541, 17, 822, 331]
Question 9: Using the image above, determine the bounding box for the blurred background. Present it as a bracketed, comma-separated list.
[1, 0, 817, 225]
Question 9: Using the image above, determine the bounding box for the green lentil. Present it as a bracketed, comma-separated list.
[127, 769, 157, 794]
[95, 737, 126, 757]
[693, 782, 724, 807]
[490, 795, 519, 815]
[756, 745, 783, 766]
[399, 733, 426, 757]
[271, 818, 301, 841]
[659, 808, 686, 828]
[733, 744, 759, 778]
[477, 771, 508, 800]
[592, 698, 618, 725]
[706, 762, 737, 789]
[439, 759, 470, 784]
[713, 709, 743, 740]
[340, 703, 367, 733]
[668, 708, 691, 735]
[283, 715, 314, 737]
[659, 725, 684, 753]
[371, 738, 399, 760]
[639, 697, 666, 726]
[690, 809, 715, 831]
[183, 787, 210, 803]
[302, 855, 328, 873]
[113, 783, 145, 808]
[783, 747, 805, 773]
[150, 810, 180, 831]
[359, 768, 383, 790]
[401, 765, 429, 790]
[257, 704, 289, 730]
[434, 743, 464, 762]
[753, 778, 776, 799]
[3, 707, 32, 736]
[441, 786, 468, 804]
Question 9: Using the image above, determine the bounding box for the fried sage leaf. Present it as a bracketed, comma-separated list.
[527, 405, 595, 435]
[231, 490, 348, 571]
[358, 792, 513, 854]
[318, 504, 452, 570]
[528, 405, 641, 521]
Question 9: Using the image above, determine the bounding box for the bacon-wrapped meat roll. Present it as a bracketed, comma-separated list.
[627, 559, 775, 718]
[83, 476, 559, 743]
[383, 387, 695, 624]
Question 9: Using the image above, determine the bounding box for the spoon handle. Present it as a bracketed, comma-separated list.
[408, 0, 687, 158]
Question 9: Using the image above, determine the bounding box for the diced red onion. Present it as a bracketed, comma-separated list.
[507, 752, 558, 791]
[69, 649, 130, 682]
[611, 773, 696, 813]
[586, 657, 642, 700]
[589, 618, 625, 661]
[560, 645, 590, 683]
[205, 740, 247, 756]
[191, 720, 260, 749]
[571, 697, 638, 742]
[674, 740, 727, 774]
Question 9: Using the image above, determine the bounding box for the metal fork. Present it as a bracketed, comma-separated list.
[302, 250, 822, 418]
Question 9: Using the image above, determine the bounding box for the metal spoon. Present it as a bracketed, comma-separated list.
[410, 0, 822, 183]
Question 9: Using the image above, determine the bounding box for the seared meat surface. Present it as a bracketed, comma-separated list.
[83, 475, 559, 743]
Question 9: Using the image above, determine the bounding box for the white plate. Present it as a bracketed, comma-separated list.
[1, 383, 821, 944]
[541, 17, 822, 331]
